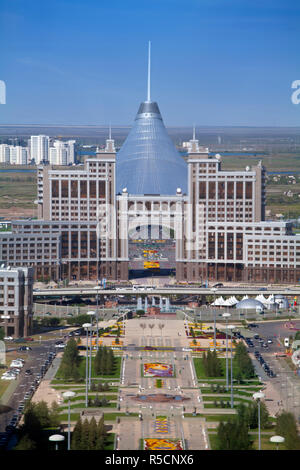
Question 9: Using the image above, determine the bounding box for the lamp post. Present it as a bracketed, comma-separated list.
[227, 325, 235, 408]
[62, 391, 76, 450]
[49, 434, 65, 451]
[270, 435, 285, 451]
[222, 313, 231, 391]
[83, 322, 92, 408]
[253, 392, 265, 450]
[87, 311, 95, 389]
[211, 287, 217, 350]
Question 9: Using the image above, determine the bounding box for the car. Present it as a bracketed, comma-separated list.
[262, 343, 268, 348]
[267, 339, 273, 344]
[212, 283, 223, 288]
[24, 337, 34, 342]
[3, 336, 13, 341]
[55, 343, 66, 349]
[25, 369, 32, 375]
[248, 323, 259, 328]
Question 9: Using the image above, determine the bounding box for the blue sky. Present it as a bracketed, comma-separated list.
[0, 0, 300, 126]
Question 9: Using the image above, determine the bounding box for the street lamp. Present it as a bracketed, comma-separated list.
[87, 311, 95, 389]
[253, 392, 265, 450]
[222, 313, 231, 391]
[49, 434, 65, 451]
[62, 391, 76, 450]
[83, 322, 92, 407]
[211, 287, 217, 350]
[227, 325, 235, 408]
[270, 435, 285, 451]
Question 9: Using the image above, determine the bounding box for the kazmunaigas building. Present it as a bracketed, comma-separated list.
[0, 90, 300, 284]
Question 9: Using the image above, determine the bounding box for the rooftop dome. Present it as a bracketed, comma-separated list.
[116, 100, 187, 195]
[235, 298, 264, 310]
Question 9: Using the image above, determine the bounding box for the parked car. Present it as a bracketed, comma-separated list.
[3, 336, 13, 341]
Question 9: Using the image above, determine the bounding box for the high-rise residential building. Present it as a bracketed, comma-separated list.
[49, 140, 76, 166]
[29, 135, 49, 164]
[9, 145, 28, 165]
[0, 266, 34, 338]
[0, 144, 10, 163]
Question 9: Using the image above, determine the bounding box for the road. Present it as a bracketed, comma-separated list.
[0, 338, 61, 436]
[33, 287, 300, 297]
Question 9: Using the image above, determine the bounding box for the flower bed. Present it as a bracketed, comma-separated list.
[144, 438, 183, 450]
[143, 363, 173, 377]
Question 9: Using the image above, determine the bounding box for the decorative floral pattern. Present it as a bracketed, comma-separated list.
[143, 363, 173, 377]
[155, 418, 169, 433]
[144, 438, 183, 450]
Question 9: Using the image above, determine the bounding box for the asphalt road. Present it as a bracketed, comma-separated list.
[0, 338, 61, 438]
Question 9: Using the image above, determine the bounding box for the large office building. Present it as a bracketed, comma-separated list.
[1, 83, 300, 284]
[0, 266, 34, 337]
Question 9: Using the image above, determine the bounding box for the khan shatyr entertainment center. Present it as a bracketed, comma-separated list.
[1, 46, 300, 285]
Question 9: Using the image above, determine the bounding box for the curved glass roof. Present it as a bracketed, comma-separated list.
[116, 101, 187, 195]
[235, 299, 264, 309]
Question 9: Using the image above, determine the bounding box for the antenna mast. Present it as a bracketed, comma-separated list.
[147, 41, 151, 102]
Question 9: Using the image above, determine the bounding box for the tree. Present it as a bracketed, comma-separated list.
[136, 310, 145, 317]
[0, 327, 4, 341]
[233, 342, 255, 380]
[276, 411, 300, 450]
[81, 418, 90, 450]
[71, 417, 83, 450]
[59, 337, 81, 380]
[158, 323, 165, 337]
[216, 419, 252, 450]
[14, 434, 37, 450]
[88, 417, 98, 450]
[148, 324, 155, 336]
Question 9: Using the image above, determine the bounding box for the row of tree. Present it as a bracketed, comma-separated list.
[14, 401, 61, 450]
[94, 345, 115, 376]
[233, 342, 255, 381]
[71, 416, 107, 450]
[216, 401, 270, 450]
[202, 350, 223, 377]
[216, 404, 300, 450]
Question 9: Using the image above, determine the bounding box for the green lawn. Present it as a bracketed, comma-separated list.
[55, 355, 122, 381]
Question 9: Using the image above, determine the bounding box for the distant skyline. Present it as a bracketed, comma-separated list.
[0, 0, 300, 127]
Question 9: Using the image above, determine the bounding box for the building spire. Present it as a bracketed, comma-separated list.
[147, 41, 151, 102]
[192, 123, 196, 141]
[109, 122, 112, 140]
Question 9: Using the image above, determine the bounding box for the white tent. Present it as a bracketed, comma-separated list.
[211, 296, 225, 306]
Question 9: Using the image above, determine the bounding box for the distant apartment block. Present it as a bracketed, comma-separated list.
[29, 135, 50, 164]
[0, 144, 28, 164]
[49, 139, 76, 166]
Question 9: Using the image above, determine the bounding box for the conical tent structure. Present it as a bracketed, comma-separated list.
[116, 100, 187, 195]
[116, 42, 187, 195]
